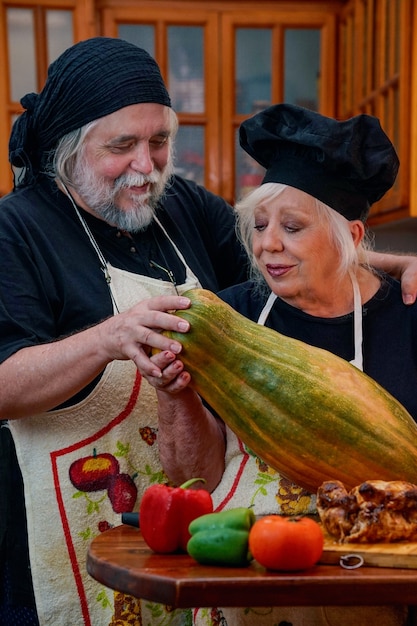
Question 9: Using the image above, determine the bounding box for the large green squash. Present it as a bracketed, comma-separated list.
[164, 288, 417, 493]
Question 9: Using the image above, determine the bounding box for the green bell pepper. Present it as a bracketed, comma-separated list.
[187, 507, 255, 567]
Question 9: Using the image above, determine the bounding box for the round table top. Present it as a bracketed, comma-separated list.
[87, 524, 417, 608]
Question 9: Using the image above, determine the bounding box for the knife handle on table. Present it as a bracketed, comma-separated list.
[121, 512, 140, 528]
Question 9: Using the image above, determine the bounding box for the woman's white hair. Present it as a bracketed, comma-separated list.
[234, 182, 374, 287]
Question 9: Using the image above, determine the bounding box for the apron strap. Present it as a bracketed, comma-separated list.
[257, 292, 277, 326]
[349, 271, 363, 371]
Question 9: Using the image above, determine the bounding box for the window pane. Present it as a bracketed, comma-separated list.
[235, 128, 265, 201]
[168, 26, 204, 113]
[236, 28, 272, 115]
[174, 126, 204, 185]
[7, 8, 36, 101]
[118, 25, 155, 56]
[46, 10, 73, 64]
[284, 29, 320, 110]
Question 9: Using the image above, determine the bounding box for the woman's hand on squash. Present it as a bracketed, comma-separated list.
[146, 350, 192, 394]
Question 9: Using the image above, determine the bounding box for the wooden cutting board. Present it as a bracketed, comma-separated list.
[320, 531, 417, 569]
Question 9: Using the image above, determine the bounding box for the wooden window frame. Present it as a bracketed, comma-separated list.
[0, 0, 95, 195]
[220, 9, 337, 203]
[101, 5, 222, 194]
[338, 0, 412, 224]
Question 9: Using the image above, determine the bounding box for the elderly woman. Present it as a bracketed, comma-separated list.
[150, 104, 417, 626]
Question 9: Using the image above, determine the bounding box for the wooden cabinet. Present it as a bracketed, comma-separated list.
[219, 8, 336, 203]
[0, 0, 341, 201]
[338, 0, 415, 224]
[99, 1, 339, 204]
[100, 4, 222, 196]
[0, 0, 96, 196]
[0, 0, 415, 227]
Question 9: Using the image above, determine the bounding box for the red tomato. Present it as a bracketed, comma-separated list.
[248, 515, 324, 571]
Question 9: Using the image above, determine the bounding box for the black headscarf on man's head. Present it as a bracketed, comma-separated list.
[9, 37, 171, 188]
[239, 103, 399, 221]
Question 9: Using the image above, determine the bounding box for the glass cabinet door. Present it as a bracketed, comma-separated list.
[4, 6, 74, 191]
[338, 0, 411, 221]
[284, 28, 321, 110]
[167, 25, 205, 184]
[113, 9, 219, 191]
[235, 28, 272, 115]
[119, 23, 206, 186]
[232, 23, 321, 201]
[102, 6, 336, 204]
[7, 7, 73, 102]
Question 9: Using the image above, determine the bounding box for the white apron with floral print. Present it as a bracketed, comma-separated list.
[9, 245, 200, 626]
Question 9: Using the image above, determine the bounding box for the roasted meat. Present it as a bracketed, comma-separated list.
[316, 480, 358, 541]
[317, 479, 417, 543]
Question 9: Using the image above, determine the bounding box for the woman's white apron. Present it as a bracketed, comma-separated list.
[8, 225, 200, 626]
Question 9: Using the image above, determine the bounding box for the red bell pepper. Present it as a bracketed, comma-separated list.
[139, 478, 213, 553]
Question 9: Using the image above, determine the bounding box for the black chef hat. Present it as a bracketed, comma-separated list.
[239, 103, 399, 220]
[9, 37, 171, 187]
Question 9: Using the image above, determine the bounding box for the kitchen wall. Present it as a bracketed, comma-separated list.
[371, 219, 417, 253]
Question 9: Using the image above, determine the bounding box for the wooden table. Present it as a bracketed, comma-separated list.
[87, 524, 417, 608]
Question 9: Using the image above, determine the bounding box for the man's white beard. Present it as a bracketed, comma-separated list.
[71, 156, 174, 232]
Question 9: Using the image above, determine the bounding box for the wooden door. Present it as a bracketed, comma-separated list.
[101, 5, 222, 194]
[220, 9, 336, 202]
[0, 0, 95, 195]
[101, 1, 338, 205]
[338, 0, 413, 223]
[0, 1, 340, 202]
